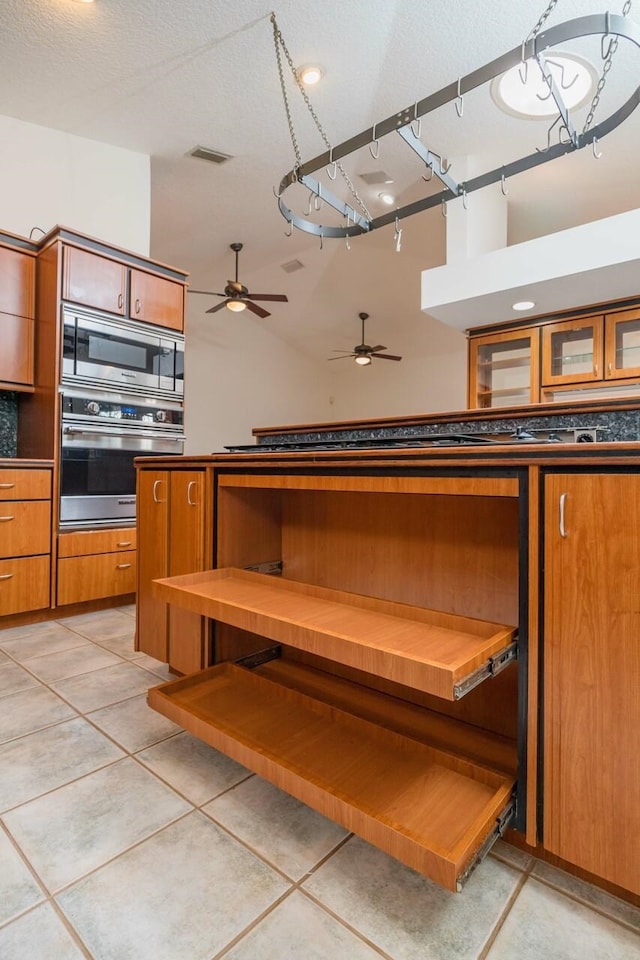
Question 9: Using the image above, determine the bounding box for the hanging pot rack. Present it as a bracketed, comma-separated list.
[272, 13, 640, 241]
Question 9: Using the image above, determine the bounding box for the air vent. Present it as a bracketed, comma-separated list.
[359, 171, 394, 185]
[281, 259, 305, 273]
[189, 145, 233, 164]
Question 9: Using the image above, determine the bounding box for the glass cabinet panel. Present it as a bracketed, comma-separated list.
[541, 317, 603, 385]
[605, 309, 640, 379]
[469, 328, 539, 408]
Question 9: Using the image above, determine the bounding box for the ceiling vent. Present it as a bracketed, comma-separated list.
[281, 258, 305, 273]
[189, 145, 233, 164]
[359, 170, 394, 185]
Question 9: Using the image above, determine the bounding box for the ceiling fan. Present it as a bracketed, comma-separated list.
[329, 312, 402, 366]
[189, 242, 288, 318]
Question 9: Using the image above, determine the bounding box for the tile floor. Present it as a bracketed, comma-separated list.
[0, 606, 638, 960]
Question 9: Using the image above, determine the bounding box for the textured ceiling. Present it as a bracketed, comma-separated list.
[2, 0, 640, 359]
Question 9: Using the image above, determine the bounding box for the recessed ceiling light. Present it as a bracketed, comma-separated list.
[298, 65, 323, 85]
[72, 0, 96, 4]
[512, 300, 536, 311]
[491, 52, 597, 120]
[378, 192, 395, 206]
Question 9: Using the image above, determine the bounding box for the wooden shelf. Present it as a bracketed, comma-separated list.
[148, 661, 515, 891]
[151, 568, 517, 701]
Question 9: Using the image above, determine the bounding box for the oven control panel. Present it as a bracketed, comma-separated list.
[62, 394, 183, 428]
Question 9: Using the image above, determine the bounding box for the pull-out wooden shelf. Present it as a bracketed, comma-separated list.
[152, 568, 517, 701]
[148, 661, 515, 892]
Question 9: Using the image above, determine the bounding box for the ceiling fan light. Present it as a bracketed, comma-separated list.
[226, 299, 246, 312]
[355, 355, 371, 366]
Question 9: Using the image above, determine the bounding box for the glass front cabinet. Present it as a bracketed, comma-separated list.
[604, 308, 640, 380]
[468, 328, 540, 408]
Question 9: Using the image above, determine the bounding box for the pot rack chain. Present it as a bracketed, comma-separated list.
[583, 0, 633, 133]
[526, 0, 558, 42]
[270, 12, 372, 223]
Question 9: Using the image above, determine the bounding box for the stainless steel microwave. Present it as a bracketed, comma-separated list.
[62, 308, 184, 399]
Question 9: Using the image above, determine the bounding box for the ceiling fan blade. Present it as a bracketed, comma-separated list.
[372, 352, 402, 361]
[327, 354, 355, 361]
[369, 345, 387, 352]
[245, 300, 271, 319]
[205, 300, 230, 314]
[246, 293, 289, 302]
[189, 290, 226, 297]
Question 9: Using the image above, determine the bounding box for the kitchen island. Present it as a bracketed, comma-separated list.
[135, 438, 640, 901]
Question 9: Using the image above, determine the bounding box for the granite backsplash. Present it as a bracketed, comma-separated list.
[0, 392, 18, 457]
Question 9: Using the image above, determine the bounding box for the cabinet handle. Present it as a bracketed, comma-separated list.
[187, 480, 198, 506]
[116, 563, 132, 570]
[594, 363, 598, 375]
[0, 515, 15, 522]
[0, 573, 14, 581]
[117, 293, 124, 309]
[0, 483, 15, 489]
[135, 298, 141, 314]
[117, 541, 132, 548]
[608, 361, 612, 375]
[152, 479, 166, 503]
[559, 492, 568, 538]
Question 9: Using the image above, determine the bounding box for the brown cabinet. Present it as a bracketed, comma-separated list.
[541, 316, 604, 386]
[0, 244, 36, 391]
[57, 527, 136, 606]
[543, 473, 640, 895]
[0, 468, 51, 617]
[136, 469, 209, 671]
[469, 327, 540, 408]
[62, 244, 185, 331]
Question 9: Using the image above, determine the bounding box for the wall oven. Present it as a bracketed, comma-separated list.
[62, 307, 184, 399]
[60, 389, 185, 527]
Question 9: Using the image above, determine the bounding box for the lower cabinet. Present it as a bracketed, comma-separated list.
[136, 469, 209, 672]
[543, 473, 640, 895]
[0, 467, 51, 617]
[57, 527, 136, 606]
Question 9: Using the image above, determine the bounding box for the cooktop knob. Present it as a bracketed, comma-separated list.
[86, 401, 100, 415]
[576, 432, 595, 442]
[155, 410, 167, 422]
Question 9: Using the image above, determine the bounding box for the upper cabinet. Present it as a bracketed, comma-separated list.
[604, 307, 640, 380]
[62, 242, 186, 332]
[0, 243, 36, 392]
[541, 316, 604, 386]
[469, 328, 540, 408]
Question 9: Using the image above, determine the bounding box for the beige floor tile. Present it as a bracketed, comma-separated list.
[304, 836, 522, 960]
[136, 731, 252, 805]
[531, 861, 640, 932]
[56, 812, 289, 960]
[0, 826, 45, 925]
[87, 694, 182, 753]
[226, 890, 385, 959]
[131, 652, 174, 680]
[0, 648, 10, 662]
[58, 608, 135, 642]
[91, 631, 139, 659]
[0, 624, 90, 661]
[0, 686, 76, 744]
[485, 877, 640, 959]
[0, 662, 40, 698]
[4, 757, 191, 892]
[489, 838, 533, 871]
[0, 902, 87, 960]
[204, 776, 348, 879]
[0, 717, 124, 812]
[50, 661, 157, 712]
[117, 603, 136, 618]
[21, 644, 121, 682]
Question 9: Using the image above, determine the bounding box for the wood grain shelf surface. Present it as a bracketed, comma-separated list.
[148, 662, 514, 891]
[151, 568, 517, 701]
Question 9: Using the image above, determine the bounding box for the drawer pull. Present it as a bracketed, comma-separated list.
[117, 293, 124, 309]
[152, 479, 166, 504]
[116, 563, 132, 570]
[117, 541, 132, 548]
[0, 573, 14, 581]
[135, 298, 141, 315]
[187, 480, 198, 506]
[559, 492, 568, 538]
[0, 483, 15, 489]
[0, 515, 15, 522]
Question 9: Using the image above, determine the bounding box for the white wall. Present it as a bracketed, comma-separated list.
[184, 304, 336, 453]
[0, 114, 150, 254]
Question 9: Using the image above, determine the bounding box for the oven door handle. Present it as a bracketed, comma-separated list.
[63, 426, 185, 442]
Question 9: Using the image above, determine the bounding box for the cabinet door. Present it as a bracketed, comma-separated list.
[469, 327, 539, 408]
[541, 317, 604, 385]
[0, 312, 34, 389]
[543, 474, 640, 894]
[604, 308, 640, 380]
[130, 270, 184, 331]
[168, 471, 206, 674]
[0, 246, 35, 318]
[63, 246, 127, 315]
[136, 470, 169, 661]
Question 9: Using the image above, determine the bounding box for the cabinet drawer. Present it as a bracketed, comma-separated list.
[0, 469, 51, 501]
[0, 500, 51, 558]
[57, 551, 136, 606]
[58, 527, 136, 558]
[0, 555, 50, 616]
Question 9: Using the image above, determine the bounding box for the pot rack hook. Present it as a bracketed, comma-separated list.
[501, 173, 509, 196]
[601, 11, 613, 59]
[327, 148, 337, 180]
[545, 57, 579, 91]
[319, 231, 324, 251]
[440, 155, 451, 175]
[593, 136, 602, 159]
[461, 186, 468, 210]
[304, 191, 313, 216]
[455, 78, 464, 118]
[284, 219, 293, 237]
[441, 198, 448, 219]
[422, 161, 434, 182]
[272, 184, 283, 199]
[411, 102, 422, 139]
[369, 124, 380, 159]
[394, 217, 402, 253]
[518, 41, 529, 84]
